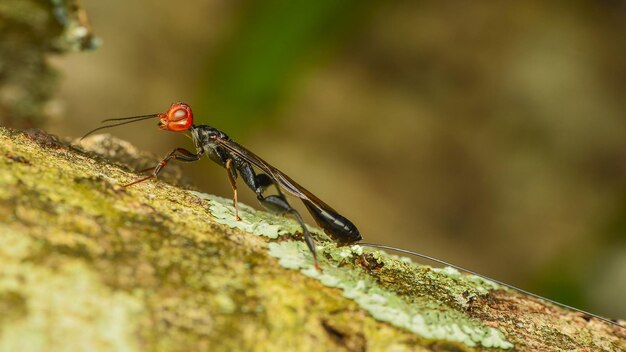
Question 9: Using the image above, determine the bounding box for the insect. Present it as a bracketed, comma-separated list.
[82, 102, 623, 329]
[82, 102, 362, 270]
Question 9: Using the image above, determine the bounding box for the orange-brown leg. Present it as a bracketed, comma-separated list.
[124, 174, 155, 188]
[123, 148, 199, 188]
[225, 159, 241, 221]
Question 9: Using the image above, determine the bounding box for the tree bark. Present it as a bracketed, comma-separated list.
[0, 127, 624, 352]
[0, 0, 97, 128]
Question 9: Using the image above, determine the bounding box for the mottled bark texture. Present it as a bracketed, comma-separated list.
[0, 0, 97, 127]
[0, 127, 624, 352]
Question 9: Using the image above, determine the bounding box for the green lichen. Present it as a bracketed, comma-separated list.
[191, 191, 323, 240]
[268, 241, 513, 349]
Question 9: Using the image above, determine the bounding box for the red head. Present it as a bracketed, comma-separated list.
[159, 102, 193, 131]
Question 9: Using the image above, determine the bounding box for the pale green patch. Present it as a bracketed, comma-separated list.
[0, 228, 143, 352]
[432, 267, 501, 294]
[190, 191, 319, 239]
[268, 241, 314, 270]
[268, 241, 514, 349]
[350, 245, 364, 256]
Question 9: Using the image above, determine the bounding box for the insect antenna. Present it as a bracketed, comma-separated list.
[100, 114, 158, 122]
[80, 114, 159, 141]
[359, 243, 624, 329]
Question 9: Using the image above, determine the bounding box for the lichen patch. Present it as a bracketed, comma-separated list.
[190, 191, 322, 240]
[268, 241, 513, 349]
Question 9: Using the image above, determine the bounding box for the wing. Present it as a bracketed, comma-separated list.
[213, 135, 362, 245]
[211, 135, 338, 213]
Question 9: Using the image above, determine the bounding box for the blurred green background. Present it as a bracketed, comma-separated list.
[30, 1, 626, 317]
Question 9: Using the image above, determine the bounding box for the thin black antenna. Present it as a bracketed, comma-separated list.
[100, 114, 158, 122]
[80, 114, 158, 141]
[359, 243, 624, 329]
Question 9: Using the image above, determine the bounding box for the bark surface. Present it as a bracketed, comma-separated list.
[0, 127, 624, 352]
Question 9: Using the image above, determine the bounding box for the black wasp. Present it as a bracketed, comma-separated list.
[83, 102, 361, 269]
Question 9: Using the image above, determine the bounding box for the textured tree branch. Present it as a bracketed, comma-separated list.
[0, 127, 624, 351]
[0, 0, 98, 128]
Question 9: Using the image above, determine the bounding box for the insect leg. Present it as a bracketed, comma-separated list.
[225, 159, 241, 221]
[261, 194, 320, 271]
[237, 163, 320, 270]
[124, 148, 200, 187]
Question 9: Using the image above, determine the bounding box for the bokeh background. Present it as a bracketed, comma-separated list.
[39, 1, 626, 317]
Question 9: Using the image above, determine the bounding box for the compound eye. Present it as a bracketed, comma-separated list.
[172, 108, 187, 121]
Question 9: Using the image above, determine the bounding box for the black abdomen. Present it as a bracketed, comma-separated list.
[302, 200, 362, 245]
